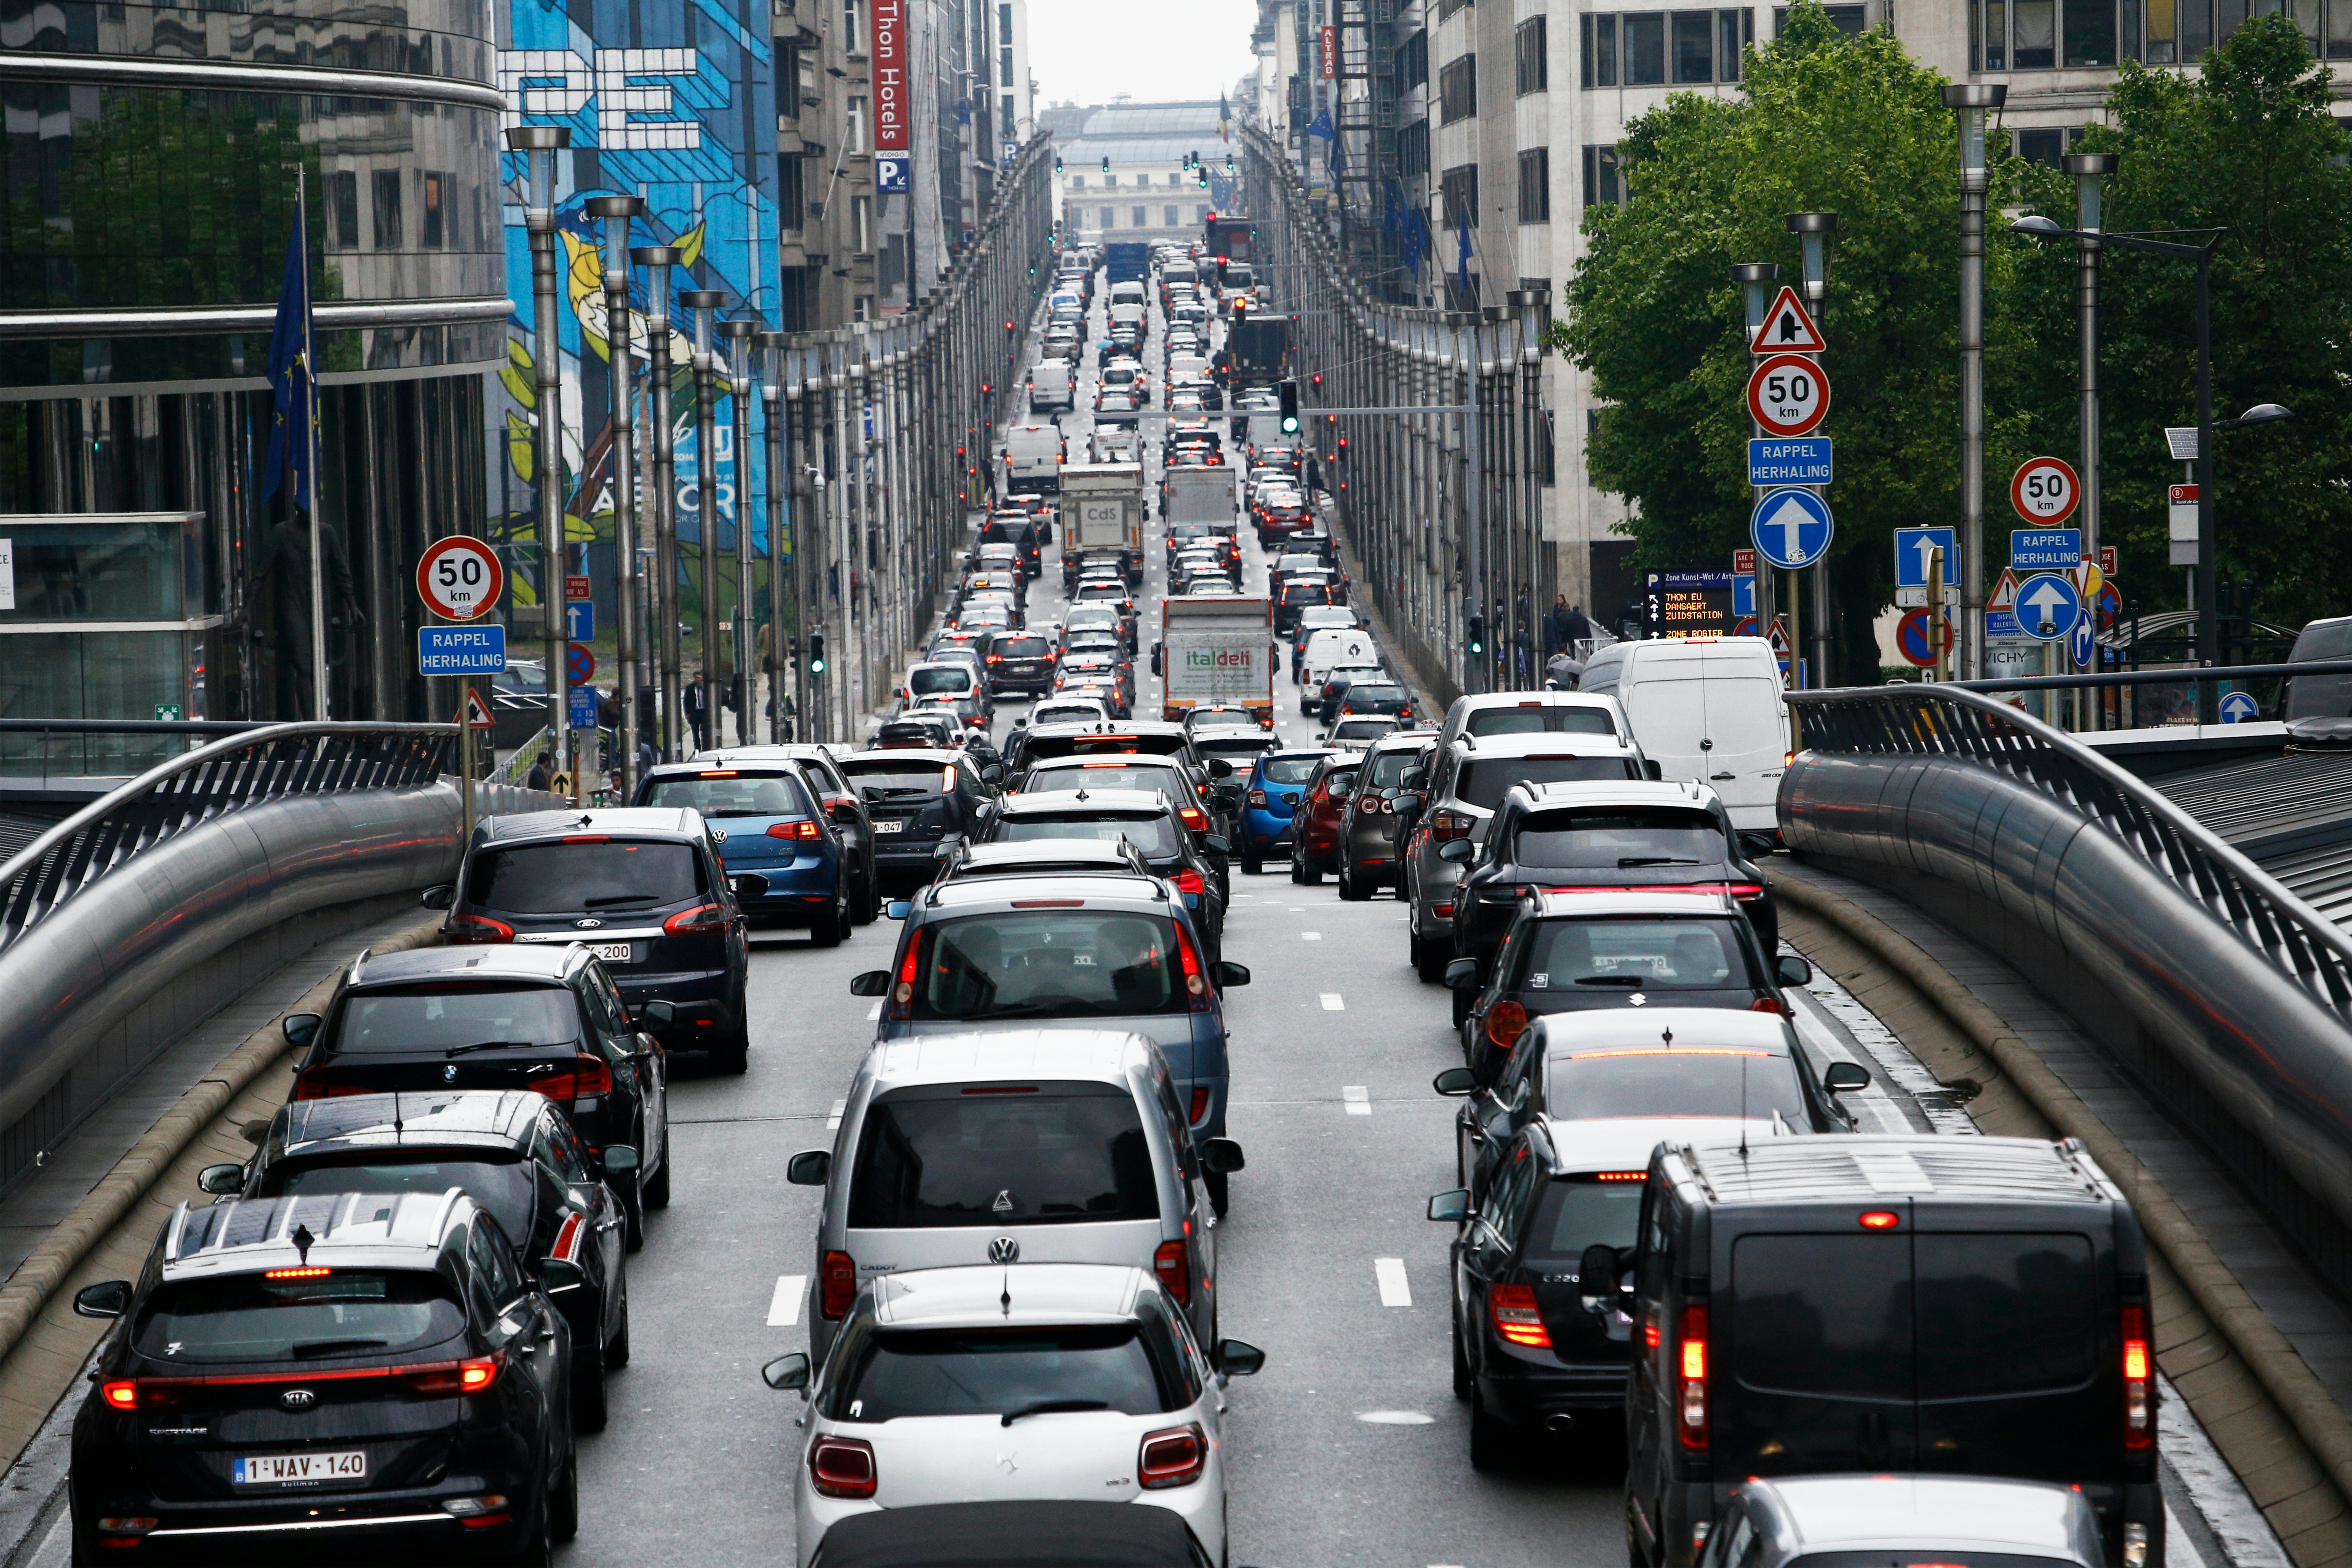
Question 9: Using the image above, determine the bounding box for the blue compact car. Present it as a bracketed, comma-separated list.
[636, 761, 853, 944]
[1238, 748, 1337, 875]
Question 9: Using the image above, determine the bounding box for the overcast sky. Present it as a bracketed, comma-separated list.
[1025, 0, 1260, 107]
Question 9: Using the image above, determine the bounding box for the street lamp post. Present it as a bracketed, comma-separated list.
[2064, 154, 2116, 729]
[680, 289, 726, 752]
[1787, 212, 1837, 687]
[1944, 84, 2005, 680]
[630, 245, 684, 759]
[584, 194, 644, 796]
[507, 125, 572, 796]
[718, 318, 758, 744]
[756, 331, 789, 742]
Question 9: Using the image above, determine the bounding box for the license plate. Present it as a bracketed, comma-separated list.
[584, 942, 634, 963]
[873, 819, 907, 833]
[233, 1450, 366, 1485]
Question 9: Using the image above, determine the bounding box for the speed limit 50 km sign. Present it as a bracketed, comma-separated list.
[1746, 354, 1831, 439]
[2011, 456, 2081, 524]
[416, 536, 505, 622]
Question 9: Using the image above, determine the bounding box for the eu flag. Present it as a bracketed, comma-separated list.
[259, 206, 315, 513]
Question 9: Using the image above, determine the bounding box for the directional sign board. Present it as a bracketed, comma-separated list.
[1897, 608, 1954, 668]
[1748, 437, 1832, 486]
[1746, 355, 1830, 439]
[420, 623, 507, 675]
[2012, 528, 2083, 571]
[2219, 690, 2260, 724]
[570, 686, 600, 729]
[1749, 287, 1827, 354]
[1645, 572, 1741, 639]
[2014, 572, 2083, 641]
[416, 537, 504, 622]
[2010, 456, 2081, 523]
[2070, 612, 2096, 668]
[1894, 527, 1958, 589]
[567, 600, 595, 643]
[1751, 488, 1834, 569]
[1733, 573, 1755, 618]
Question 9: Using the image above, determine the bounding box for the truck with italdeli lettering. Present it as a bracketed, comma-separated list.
[1157, 597, 1273, 726]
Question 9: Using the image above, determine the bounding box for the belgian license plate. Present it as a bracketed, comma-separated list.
[873, 819, 907, 834]
[233, 1450, 366, 1485]
[584, 942, 634, 964]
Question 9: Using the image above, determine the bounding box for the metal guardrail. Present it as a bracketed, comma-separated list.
[0, 723, 455, 956]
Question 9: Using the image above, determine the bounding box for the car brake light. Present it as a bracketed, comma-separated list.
[1190, 1087, 1210, 1124]
[1247, 789, 1267, 805]
[1178, 805, 1208, 831]
[1153, 1238, 1190, 1304]
[821, 1250, 857, 1320]
[1433, 903, 1455, 919]
[264, 1266, 332, 1280]
[1486, 1001, 1528, 1052]
[809, 1435, 877, 1498]
[552, 1213, 585, 1262]
[445, 913, 514, 944]
[664, 903, 728, 934]
[1750, 996, 1784, 1014]
[1677, 1305, 1709, 1448]
[530, 1054, 613, 1104]
[2123, 1304, 2153, 1448]
[1431, 812, 1471, 842]
[767, 819, 823, 839]
[1489, 1283, 1551, 1347]
[1173, 869, 1206, 898]
[1138, 1423, 1207, 1489]
[1173, 920, 1211, 1013]
[1859, 1210, 1901, 1229]
[101, 1381, 138, 1410]
[291, 1070, 370, 1101]
[409, 1355, 503, 1395]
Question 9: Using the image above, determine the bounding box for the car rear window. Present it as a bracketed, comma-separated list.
[840, 760, 958, 798]
[1528, 1174, 1646, 1259]
[467, 841, 703, 914]
[1733, 1234, 1912, 1400]
[1518, 918, 1755, 992]
[330, 984, 581, 1054]
[1546, 1047, 1805, 1122]
[1914, 1233, 2097, 1398]
[1515, 807, 1727, 870]
[995, 812, 1181, 861]
[1281, 583, 1331, 604]
[644, 770, 815, 819]
[911, 667, 978, 697]
[820, 1323, 1185, 1423]
[1023, 765, 1179, 797]
[996, 637, 1050, 658]
[1466, 706, 1620, 738]
[1346, 686, 1407, 704]
[265, 1157, 536, 1246]
[847, 1081, 1160, 1226]
[134, 1269, 467, 1364]
[1457, 756, 1640, 809]
[1023, 733, 1189, 762]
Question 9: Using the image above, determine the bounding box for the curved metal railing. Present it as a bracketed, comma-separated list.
[0, 723, 456, 955]
[1785, 684, 2352, 1027]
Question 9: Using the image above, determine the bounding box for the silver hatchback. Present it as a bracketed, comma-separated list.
[787, 1029, 1242, 1364]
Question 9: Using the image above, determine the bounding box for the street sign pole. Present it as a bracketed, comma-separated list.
[587, 194, 645, 800]
[508, 126, 572, 807]
[1929, 546, 1947, 681]
[1732, 264, 1781, 680]
[1945, 84, 2005, 681]
[1787, 211, 1837, 696]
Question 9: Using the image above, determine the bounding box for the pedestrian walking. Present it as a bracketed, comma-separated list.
[683, 671, 710, 753]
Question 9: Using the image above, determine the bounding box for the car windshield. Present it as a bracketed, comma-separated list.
[1548, 1047, 1805, 1121]
[1457, 756, 1639, 809]
[1527, 1175, 1647, 1259]
[1519, 917, 1756, 991]
[467, 841, 703, 913]
[847, 1081, 1160, 1225]
[840, 760, 958, 797]
[330, 984, 581, 1053]
[821, 1323, 1185, 1423]
[1259, 756, 1326, 786]
[907, 908, 1186, 1021]
[265, 1157, 537, 1244]
[643, 770, 815, 819]
[1466, 706, 1620, 738]
[133, 1269, 468, 1364]
[1516, 807, 1727, 869]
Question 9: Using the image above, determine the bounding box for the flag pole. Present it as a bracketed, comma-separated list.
[298, 167, 328, 721]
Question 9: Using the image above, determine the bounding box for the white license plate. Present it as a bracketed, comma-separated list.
[584, 942, 634, 963]
[233, 1450, 366, 1485]
[873, 819, 907, 834]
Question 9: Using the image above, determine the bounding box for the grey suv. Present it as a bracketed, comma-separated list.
[1334, 729, 1436, 900]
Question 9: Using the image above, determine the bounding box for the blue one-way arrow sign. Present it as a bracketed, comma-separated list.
[2015, 572, 2083, 641]
[1751, 488, 1834, 569]
[1894, 527, 1958, 589]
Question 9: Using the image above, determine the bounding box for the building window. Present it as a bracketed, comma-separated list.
[1105, 173, 1117, 186]
[844, 0, 863, 53]
[1584, 14, 1617, 83]
[1398, 118, 1430, 177]
[328, 171, 360, 249]
[1975, 0, 2129, 65]
[1001, 46, 1014, 86]
[1516, 16, 1549, 92]
[1133, 205, 1147, 227]
[420, 171, 444, 248]
[1398, 27, 1429, 87]
[1440, 162, 1479, 230]
[852, 193, 873, 252]
[1072, 174, 1085, 187]
[1773, 3, 1865, 33]
[1002, 92, 1015, 137]
[1165, 204, 1179, 225]
[1583, 144, 1627, 207]
[848, 97, 867, 152]
[1195, 204, 1209, 221]
[854, 294, 875, 322]
[1672, 11, 1713, 79]
[1439, 54, 1477, 122]
[1517, 147, 1551, 222]
[779, 156, 805, 230]
[2013, 126, 2081, 165]
[1623, 14, 1666, 82]
[1101, 206, 1115, 227]
[371, 169, 403, 249]
[1721, 9, 1749, 76]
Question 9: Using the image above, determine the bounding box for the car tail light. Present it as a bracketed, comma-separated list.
[1173, 919, 1211, 1013]
[1433, 903, 1455, 919]
[1173, 869, 1206, 898]
[1153, 1238, 1190, 1304]
[1431, 811, 1472, 842]
[2123, 1304, 2153, 1448]
[664, 903, 728, 934]
[768, 819, 822, 840]
[290, 1070, 371, 1101]
[1750, 996, 1783, 1014]
[551, 1213, 585, 1262]
[821, 1250, 858, 1320]
[445, 914, 514, 945]
[1178, 805, 1209, 831]
[1137, 1422, 1207, 1489]
[94, 1518, 157, 1545]
[1190, 1087, 1210, 1124]
[1247, 789, 1267, 805]
[1488, 1283, 1551, 1348]
[1726, 883, 1765, 901]
[1486, 1001, 1528, 1051]
[409, 1354, 504, 1396]
[442, 1495, 512, 1529]
[101, 1381, 138, 1410]
[530, 1054, 613, 1104]
[1677, 1305, 1709, 1448]
[809, 1435, 877, 1498]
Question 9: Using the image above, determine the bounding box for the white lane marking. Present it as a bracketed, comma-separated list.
[1374, 1257, 1412, 1308]
[1321, 992, 1345, 1011]
[1355, 1410, 1436, 1425]
[827, 1099, 846, 1130]
[1301, 930, 1322, 941]
[767, 1275, 807, 1327]
[866, 1000, 881, 1021]
[1343, 1084, 1371, 1115]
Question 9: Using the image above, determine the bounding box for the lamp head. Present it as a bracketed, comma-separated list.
[2009, 215, 2064, 239]
[2237, 402, 2294, 427]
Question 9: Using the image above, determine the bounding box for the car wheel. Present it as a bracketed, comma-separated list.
[605, 1285, 632, 1369]
[643, 1124, 671, 1210]
[1298, 852, 1323, 886]
[621, 1175, 646, 1253]
[1469, 1400, 1513, 1473]
[1204, 1167, 1229, 1217]
[1415, 932, 1449, 984]
[1627, 1498, 1654, 1568]
[503, 1474, 555, 1567]
[854, 865, 880, 924]
[1241, 853, 1262, 876]
[1288, 849, 1305, 884]
[548, 1433, 581, 1545]
[1338, 858, 1368, 901]
[571, 1329, 609, 1433]
[1451, 1296, 1473, 1402]
[811, 893, 845, 948]
[710, 1016, 750, 1076]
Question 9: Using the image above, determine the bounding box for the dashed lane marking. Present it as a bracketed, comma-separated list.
[1343, 1084, 1370, 1115]
[1354, 1411, 1436, 1425]
[827, 1099, 845, 1130]
[1321, 992, 1345, 1011]
[1374, 1257, 1412, 1308]
[767, 1275, 807, 1327]
[1301, 931, 1322, 941]
[866, 1001, 882, 1021]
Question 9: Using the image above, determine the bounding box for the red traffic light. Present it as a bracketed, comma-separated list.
[1004, 321, 1015, 331]
[1206, 211, 1217, 222]
[1312, 374, 1323, 385]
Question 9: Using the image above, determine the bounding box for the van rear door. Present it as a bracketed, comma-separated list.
[1622, 649, 1784, 831]
[1724, 1225, 1917, 1475]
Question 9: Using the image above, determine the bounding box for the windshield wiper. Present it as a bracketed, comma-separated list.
[1001, 1399, 1111, 1427]
[1617, 856, 1703, 867]
[445, 1039, 540, 1058]
[291, 1338, 389, 1358]
[1574, 975, 1646, 987]
[582, 893, 660, 907]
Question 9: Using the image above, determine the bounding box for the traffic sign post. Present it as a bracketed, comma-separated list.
[2219, 690, 2259, 724]
[2014, 573, 2083, 641]
[1746, 355, 1831, 439]
[1896, 608, 1954, 668]
[566, 575, 592, 602]
[1748, 287, 1828, 353]
[567, 600, 595, 643]
[568, 644, 597, 688]
[419, 624, 507, 675]
[2070, 612, 2095, 670]
[1894, 527, 1958, 589]
[1751, 489, 1834, 569]
[569, 686, 599, 729]
[2010, 456, 2081, 524]
[1733, 574, 1755, 618]
[2011, 528, 2083, 571]
[1748, 437, 1832, 486]
[416, 538, 505, 622]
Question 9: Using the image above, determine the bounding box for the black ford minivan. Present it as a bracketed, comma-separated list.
[1596, 1134, 2159, 1568]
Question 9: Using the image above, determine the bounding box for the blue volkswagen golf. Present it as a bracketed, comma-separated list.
[636, 761, 854, 944]
[1238, 748, 1335, 875]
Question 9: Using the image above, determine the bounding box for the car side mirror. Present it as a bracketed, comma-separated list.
[1443, 957, 1481, 992]
[281, 1013, 321, 1048]
[1208, 756, 1234, 778]
[631, 1000, 676, 1028]
[730, 873, 769, 901]
[541, 1258, 588, 1294]
[1431, 1066, 1477, 1097]
[1399, 766, 1427, 790]
[1202, 834, 1232, 856]
[1578, 1244, 1624, 1313]
[763, 1352, 812, 1392]
[887, 900, 913, 919]
[1644, 759, 1664, 781]
[1427, 1188, 1471, 1223]
[601, 1144, 641, 1177]
[1740, 830, 1778, 859]
[74, 1280, 131, 1319]
[1210, 1338, 1265, 1377]
[1213, 960, 1250, 988]
[196, 1163, 245, 1196]
[1437, 839, 1472, 864]
[420, 884, 455, 910]
[1777, 955, 1813, 987]
[1199, 1137, 1246, 1175]
[850, 971, 891, 997]
[1824, 1061, 1871, 1093]
[787, 1150, 833, 1186]
[830, 802, 861, 826]
[981, 765, 1004, 785]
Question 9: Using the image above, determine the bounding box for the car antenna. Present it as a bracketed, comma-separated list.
[1739, 1056, 1751, 1161]
[392, 1088, 404, 1138]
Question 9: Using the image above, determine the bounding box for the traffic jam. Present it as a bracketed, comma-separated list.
[60, 230, 2168, 1568]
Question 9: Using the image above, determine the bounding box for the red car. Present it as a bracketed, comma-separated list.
[1289, 752, 1363, 885]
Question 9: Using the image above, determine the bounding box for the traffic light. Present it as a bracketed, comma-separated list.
[809, 632, 827, 674]
[1101, 156, 1110, 175]
[1197, 166, 1208, 187]
[1466, 616, 1485, 656]
[1278, 379, 1299, 434]
[1054, 154, 1064, 173]
[1232, 300, 1248, 326]
[1205, 210, 1217, 223]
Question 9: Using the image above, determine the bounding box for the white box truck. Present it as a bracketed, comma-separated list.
[1058, 462, 1144, 586]
[1158, 597, 1273, 726]
[1161, 465, 1237, 530]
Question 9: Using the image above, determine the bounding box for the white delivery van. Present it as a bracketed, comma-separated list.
[1028, 361, 1075, 413]
[1576, 636, 1787, 834]
[1300, 628, 1379, 711]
